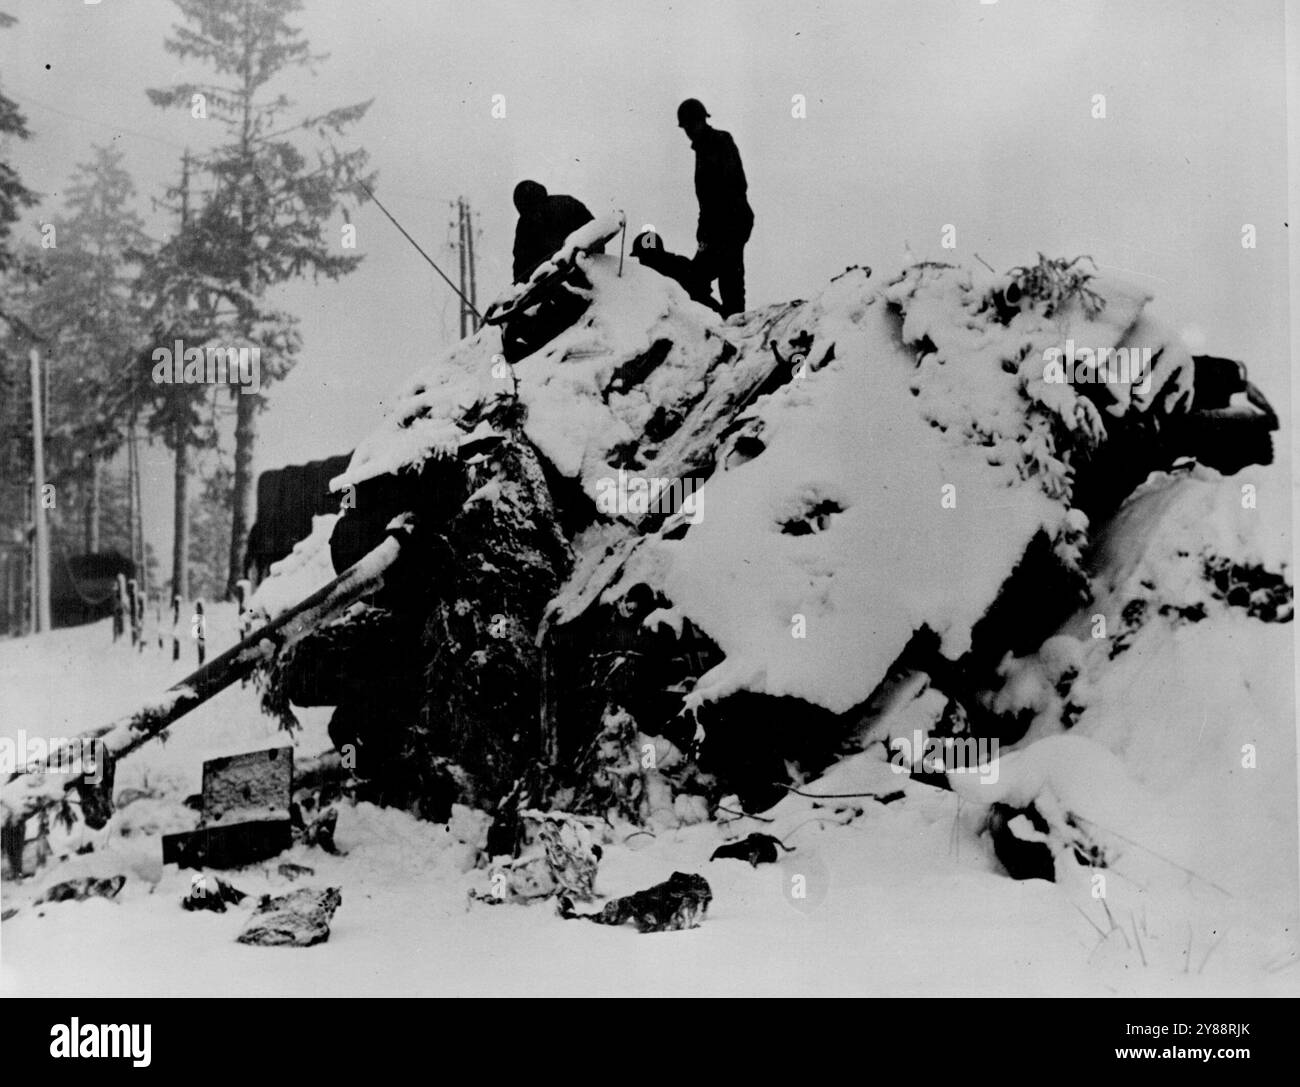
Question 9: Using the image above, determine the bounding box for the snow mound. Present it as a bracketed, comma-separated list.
[615, 290, 1063, 711]
[986, 466, 1294, 910]
[600, 261, 1195, 713]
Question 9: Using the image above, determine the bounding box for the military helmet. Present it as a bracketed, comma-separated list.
[676, 99, 710, 127]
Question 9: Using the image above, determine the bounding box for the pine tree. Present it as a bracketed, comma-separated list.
[147, 0, 373, 596]
[0, 11, 37, 274]
[0, 10, 42, 577]
[26, 145, 150, 554]
[136, 151, 229, 602]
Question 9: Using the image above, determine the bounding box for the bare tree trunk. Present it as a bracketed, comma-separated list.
[225, 390, 257, 599]
[84, 453, 100, 554]
[226, 19, 258, 603]
[127, 414, 139, 572]
[172, 416, 190, 602]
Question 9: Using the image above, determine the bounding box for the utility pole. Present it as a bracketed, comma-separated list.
[29, 347, 50, 634]
[465, 201, 478, 332]
[456, 197, 468, 339]
[452, 197, 480, 338]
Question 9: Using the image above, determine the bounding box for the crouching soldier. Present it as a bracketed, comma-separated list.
[630, 230, 722, 312]
[511, 180, 603, 284]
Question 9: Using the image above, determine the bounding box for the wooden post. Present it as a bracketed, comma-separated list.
[194, 598, 206, 666]
[126, 578, 140, 648]
[113, 573, 127, 643]
[172, 594, 181, 661]
[235, 578, 251, 638]
[28, 347, 50, 633]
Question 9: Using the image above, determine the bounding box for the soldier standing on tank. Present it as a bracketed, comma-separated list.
[677, 99, 753, 317]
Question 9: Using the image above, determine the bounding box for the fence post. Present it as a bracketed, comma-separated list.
[112, 574, 127, 643]
[194, 599, 206, 666]
[126, 578, 140, 649]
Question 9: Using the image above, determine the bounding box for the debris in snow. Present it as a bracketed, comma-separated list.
[236, 886, 342, 948]
[1202, 556, 1292, 622]
[163, 818, 295, 870]
[202, 744, 293, 825]
[1004, 253, 1108, 319]
[182, 873, 248, 913]
[673, 793, 710, 825]
[277, 862, 316, 881]
[162, 744, 295, 869]
[522, 809, 601, 902]
[298, 806, 341, 855]
[476, 851, 556, 905]
[448, 803, 492, 851]
[985, 802, 1107, 883]
[710, 832, 794, 867]
[470, 809, 604, 907]
[34, 875, 126, 906]
[558, 871, 712, 933]
[112, 786, 158, 811]
[585, 706, 645, 821]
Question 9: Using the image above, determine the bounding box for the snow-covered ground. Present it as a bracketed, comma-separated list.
[0, 566, 1295, 996]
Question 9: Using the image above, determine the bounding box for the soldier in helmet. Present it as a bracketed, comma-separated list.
[629, 229, 721, 312]
[511, 180, 599, 284]
[677, 99, 753, 316]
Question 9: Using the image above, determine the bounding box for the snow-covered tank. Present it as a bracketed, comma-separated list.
[248, 246, 1286, 823]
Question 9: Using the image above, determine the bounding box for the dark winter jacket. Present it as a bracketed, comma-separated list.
[690, 126, 753, 245]
[630, 232, 721, 311]
[512, 194, 596, 283]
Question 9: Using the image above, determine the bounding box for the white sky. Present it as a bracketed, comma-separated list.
[2, 0, 1293, 565]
